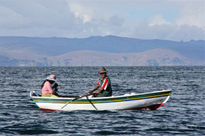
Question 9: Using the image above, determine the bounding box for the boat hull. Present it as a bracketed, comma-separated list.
[30, 90, 171, 111]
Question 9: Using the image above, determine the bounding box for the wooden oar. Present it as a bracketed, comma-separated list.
[86, 95, 98, 110]
[61, 93, 91, 109]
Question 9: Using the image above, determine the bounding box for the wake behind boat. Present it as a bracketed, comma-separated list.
[30, 90, 171, 111]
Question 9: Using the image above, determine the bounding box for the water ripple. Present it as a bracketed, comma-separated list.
[0, 66, 205, 135]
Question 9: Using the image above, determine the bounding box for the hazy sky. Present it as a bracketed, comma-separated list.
[0, 0, 204, 41]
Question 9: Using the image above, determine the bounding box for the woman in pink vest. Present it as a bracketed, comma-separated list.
[41, 74, 58, 97]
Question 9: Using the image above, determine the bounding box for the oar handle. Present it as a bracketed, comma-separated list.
[71, 93, 90, 101]
[61, 93, 91, 109]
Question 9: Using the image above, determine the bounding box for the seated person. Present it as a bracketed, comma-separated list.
[41, 74, 59, 97]
[88, 67, 112, 97]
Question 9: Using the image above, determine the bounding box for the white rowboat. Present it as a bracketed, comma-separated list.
[30, 90, 171, 111]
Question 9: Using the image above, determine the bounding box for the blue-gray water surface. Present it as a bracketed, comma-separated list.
[0, 66, 205, 136]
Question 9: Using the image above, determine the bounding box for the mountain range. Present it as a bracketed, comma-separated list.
[0, 35, 204, 66]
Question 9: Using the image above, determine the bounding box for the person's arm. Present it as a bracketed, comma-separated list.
[95, 87, 104, 94]
[88, 84, 99, 94]
[88, 78, 101, 94]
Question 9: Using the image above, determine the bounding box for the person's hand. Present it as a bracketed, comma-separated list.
[88, 90, 94, 94]
[95, 90, 100, 94]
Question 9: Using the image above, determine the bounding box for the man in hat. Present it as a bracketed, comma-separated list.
[41, 74, 59, 97]
[88, 67, 112, 97]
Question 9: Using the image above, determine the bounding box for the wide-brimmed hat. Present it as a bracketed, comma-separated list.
[46, 74, 56, 81]
[99, 67, 107, 74]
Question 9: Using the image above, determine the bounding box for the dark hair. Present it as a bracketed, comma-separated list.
[41, 79, 54, 89]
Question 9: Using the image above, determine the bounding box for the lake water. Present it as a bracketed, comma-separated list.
[0, 66, 205, 135]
